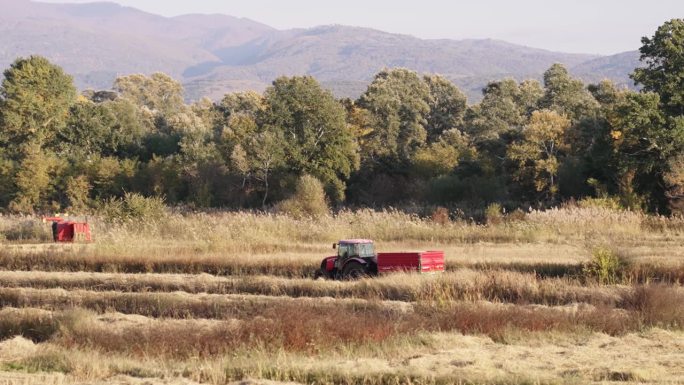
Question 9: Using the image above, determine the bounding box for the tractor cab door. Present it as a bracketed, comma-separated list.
[335, 243, 351, 269]
[336, 243, 364, 268]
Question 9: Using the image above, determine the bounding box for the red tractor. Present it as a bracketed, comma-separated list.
[316, 239, 445, 279]
[43, 217, 92, 243]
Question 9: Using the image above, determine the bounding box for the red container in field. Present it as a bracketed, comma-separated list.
[376, 251, 445, 274]
[55, 222, 92, 242]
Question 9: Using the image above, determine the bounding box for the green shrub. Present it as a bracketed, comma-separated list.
[98, 192, 167, 223]
[65, 175, 92, 212]
[485, 203, 503, 225]
[277, 175, 329, 219]
[583, 247, 628, 285]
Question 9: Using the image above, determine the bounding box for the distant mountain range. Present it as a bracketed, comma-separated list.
[0, 0, 642, 102]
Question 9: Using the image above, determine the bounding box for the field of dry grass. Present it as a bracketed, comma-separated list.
[0, 207, 683, 384]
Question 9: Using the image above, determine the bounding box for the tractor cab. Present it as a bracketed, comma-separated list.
[335, 239, 376, 260]
[332, 239, 376, 273]
[317, 239, 445, 280]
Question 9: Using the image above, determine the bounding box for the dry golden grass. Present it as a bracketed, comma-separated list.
[1, 207, 684, 384]
[0, 269, 627, 305]
[3, 207, 684, 256]
[1, 284, 682, 350]
[1, 208, 683, 285]
[1, 327, 683, 385]
[0, 287, 411, 320]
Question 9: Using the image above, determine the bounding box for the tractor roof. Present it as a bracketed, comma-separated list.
[340, 239, 373, 244]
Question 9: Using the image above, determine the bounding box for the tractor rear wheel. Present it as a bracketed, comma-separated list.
[342, 262, 367, 280]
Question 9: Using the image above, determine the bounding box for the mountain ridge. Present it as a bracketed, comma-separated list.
[0, 0, 640, 101]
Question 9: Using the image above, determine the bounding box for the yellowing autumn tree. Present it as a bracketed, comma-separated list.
[508, 109, 571, 200]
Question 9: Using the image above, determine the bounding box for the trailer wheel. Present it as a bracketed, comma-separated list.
[342, 262, 367, 280]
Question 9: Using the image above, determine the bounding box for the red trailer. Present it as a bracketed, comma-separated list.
[44, 217, 92, 243]
[316, 239, 445, 279]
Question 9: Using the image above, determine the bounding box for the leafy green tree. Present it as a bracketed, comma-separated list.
[358, 69, 432, 161]
[508, 110, 571, 200]
[537, 64, 600, 198]
[0, 56, 77, 154]
[462, 79, 538, 184]
[245, 131, 286, 208]
[134, 156, 182, 202]
[218, 91, 264, 120]
[168, 106, 217, 163]
[0, 158, 16, 208]
[517, 80, 545, 116]
[632, 19, 684, 116]
[9, 144, 59, 213]
[589, 80, 623, 107]
[424, 75, 467, 143]
[113, 73, 184, 115]
[664, 154, 684, 214]
[464, 79, 526, 141]
[101, 98, 150, 157]
[610, 92, 682, 210]
[411, 129, 473, 178]
[411, 141, 460, 178]
[65, 175, 92, 212]
[341, 99, 374, 157]
[230, 144, 250, 188]
[622, 19, 684, 211]
[85, 156, 137, 199]
[540, 64, 599, 124]
[216, 91, 263, 171]
[578, 80, 627, 198]
[57, 100, 118, 157]
[260, 76, 358, 201]
[112, 73, 188, 159]
[217, 91, 264, 156]
[191, 97, 220, 131]
[165, 104, 223, 206]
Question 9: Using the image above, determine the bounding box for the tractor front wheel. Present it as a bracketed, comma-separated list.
[342, 262, 367, 280]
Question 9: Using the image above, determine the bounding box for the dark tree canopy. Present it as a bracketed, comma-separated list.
[632, 19, 684, 116]
[1, 21, 684, 215]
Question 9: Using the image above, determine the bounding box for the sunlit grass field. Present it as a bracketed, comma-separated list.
[0, 207, 683, 384]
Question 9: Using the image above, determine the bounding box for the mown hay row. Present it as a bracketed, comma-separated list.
[0, 249, 319, 278]
[0, 287, 411, 320]
[2, 248, 682, 283]
[1, 286, 683, 349]
[0, 270, 625, 306]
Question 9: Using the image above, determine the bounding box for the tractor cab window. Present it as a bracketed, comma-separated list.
[338, 244, 350, 259]
[338, 243, 375, 259]
[358, 243, 375, 258]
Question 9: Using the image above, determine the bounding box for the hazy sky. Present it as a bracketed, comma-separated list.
[41, 0, 684, 55]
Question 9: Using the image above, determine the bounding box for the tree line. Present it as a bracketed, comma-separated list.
[0, 19, 683, 215]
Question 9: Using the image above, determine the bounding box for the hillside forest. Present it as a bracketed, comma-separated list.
[0, 19, 683, 217]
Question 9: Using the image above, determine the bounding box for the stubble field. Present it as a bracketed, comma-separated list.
[0, 206, 683, 385]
